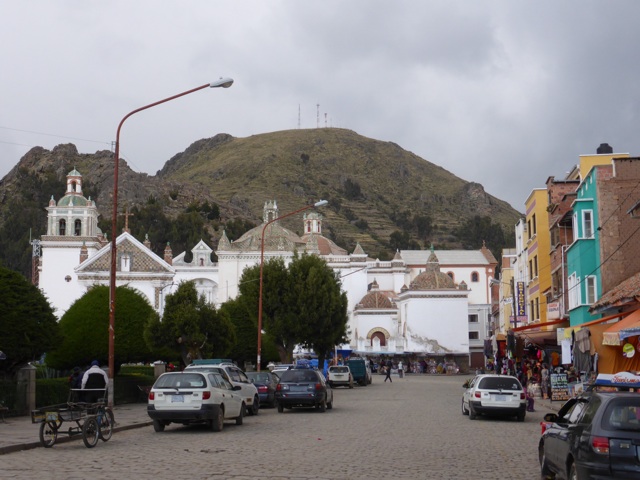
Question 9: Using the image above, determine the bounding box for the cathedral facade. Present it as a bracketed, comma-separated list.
[38, 169, 498, 369]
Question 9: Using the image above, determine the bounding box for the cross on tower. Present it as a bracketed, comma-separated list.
[119, 206, 134, 233]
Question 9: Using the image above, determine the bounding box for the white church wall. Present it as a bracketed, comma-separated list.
[39, 244, 87, 317]
[401, 294, 469, 355]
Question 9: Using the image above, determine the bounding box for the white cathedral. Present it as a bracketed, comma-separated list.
[38, 169, 499, 369]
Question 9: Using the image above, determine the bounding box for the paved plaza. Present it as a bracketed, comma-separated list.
[0, 374, 555, 479]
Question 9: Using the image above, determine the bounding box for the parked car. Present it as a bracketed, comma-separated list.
[147, 371, 245, 432]
[327, 365, 353, 388]
[539, 390, 640, 479]
[246, 371, 278, 407]
[185, 361, 260, 415]
[461, 374, 526, 421]
[275, 367, 333, 412]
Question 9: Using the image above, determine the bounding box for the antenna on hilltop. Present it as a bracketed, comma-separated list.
[298, 104, 301, 129]
[325, 113, 327, 128]
[316, 103, 320, 128]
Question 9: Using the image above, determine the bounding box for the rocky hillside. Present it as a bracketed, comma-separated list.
[0, 128, 521, 276]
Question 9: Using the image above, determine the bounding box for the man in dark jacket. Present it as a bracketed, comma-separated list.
[384, 360, 393, 383]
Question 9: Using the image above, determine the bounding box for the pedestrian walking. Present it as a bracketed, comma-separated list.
[384, 360, 393, 382]
[398, 361, 404, 379]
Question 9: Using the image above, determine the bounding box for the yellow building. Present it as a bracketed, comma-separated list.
[524, 189, 551, 324]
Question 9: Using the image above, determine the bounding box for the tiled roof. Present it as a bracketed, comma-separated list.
[591, 271, 640, 312]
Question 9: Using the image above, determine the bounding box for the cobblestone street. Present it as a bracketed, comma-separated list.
[0, 374, 548, 479]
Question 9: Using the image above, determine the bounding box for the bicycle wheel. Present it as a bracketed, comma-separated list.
[39, 421, 58, 448]
[99, 408, 115, 442]
[82, 417, 100, 448]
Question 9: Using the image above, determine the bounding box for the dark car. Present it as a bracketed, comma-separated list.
[539, 391, 640, 479]
[275, 368, 333, 412]
[246, 371, 278, 408]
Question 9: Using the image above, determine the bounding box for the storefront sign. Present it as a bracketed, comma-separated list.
[515, 282, 527, 318]
[595, 372, 640, 388]
[550, 373, 570, 401]
[547, 302, 560, 320]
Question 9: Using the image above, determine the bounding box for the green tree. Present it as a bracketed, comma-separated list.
[237, 258, 297, 364]
[219, 297, 279, 368]
[45, 285, 153, 371]
[286, 254, 349, 371]
[0, 266, 60, 378]
[145, 281, 235, 366]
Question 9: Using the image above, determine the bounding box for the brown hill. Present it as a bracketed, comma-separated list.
[0, 128, 521, 276]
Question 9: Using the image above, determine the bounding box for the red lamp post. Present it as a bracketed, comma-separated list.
[256, 200, 328, 371]
[108, 78, 233, 405]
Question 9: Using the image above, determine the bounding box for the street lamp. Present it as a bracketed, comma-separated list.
[108, 78, 233, 405]
[256, 200, 328, 371]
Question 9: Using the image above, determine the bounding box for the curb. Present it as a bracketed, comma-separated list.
[0, 420, 153, 456]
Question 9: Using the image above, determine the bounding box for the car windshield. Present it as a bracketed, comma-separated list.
[330, 367, 349, 373]
[602, 398, 640, 432]
[155, 373, 206, 389]
[247, 372, 272, 383]
[477, 377, 522, 391]
[280, 370, 318, 383]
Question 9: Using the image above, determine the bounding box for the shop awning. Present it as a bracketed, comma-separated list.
[562, 311, 629, 338]
[512, 318, 568, 332]
[602, 309, 640, 346]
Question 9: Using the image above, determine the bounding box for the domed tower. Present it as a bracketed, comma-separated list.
[46, 168, 99, 238]
[39, 168, 104, 318]
[300, 211, 347, 256]
[409, 247, 456, 290]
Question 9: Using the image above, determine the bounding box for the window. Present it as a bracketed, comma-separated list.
[534, 256, 538, 277]
[586, 276, 597, 304]
[59, 219, 66, 236]
[74, 219, 81, 236]
[583, 210, 594, 238]
[527, 219, 532, 240]
[529, 260, 534, 281]
[568, 273, 579, 309]
[572, 213, 578, 242]
[469, 332, 479, 340]
[532, 213, 537, 235]
[535, 297, 540, 320]
[468, 314, 479, 323]
[447, 271, 454, 280]
[471, 272, 479, 282]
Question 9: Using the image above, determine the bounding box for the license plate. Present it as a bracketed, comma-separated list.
[494, 395, 507, 402]
[171, 395, 184, 403]
[45, 412, 59, 422]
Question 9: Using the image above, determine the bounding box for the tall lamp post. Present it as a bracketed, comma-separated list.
[256, 200, 328, 371]
[108, 78, 233, 405]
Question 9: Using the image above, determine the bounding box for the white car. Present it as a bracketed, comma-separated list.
[461, 374, 526, 421]
[185, 361, 260, 415]
[327, 365, 354, 388]
[147, 371, 245, 432]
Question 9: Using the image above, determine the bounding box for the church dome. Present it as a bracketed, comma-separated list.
[410, 250, 455, 290]
[358, 290, 394, 309]
[230, 222, 305, 251]
[57, 194, 90, 207]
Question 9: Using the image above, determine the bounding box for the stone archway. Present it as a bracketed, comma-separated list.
[367, 327, 390, 347]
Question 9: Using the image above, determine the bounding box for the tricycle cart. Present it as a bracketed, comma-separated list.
[31, 389, 114, 448]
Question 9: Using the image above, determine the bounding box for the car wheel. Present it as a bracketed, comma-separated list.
[327, 397, 333, 410]
[539, 442, 555, 479]
[210, 406, 224, 432]
[235, 403, 245, 425]
[517, 412, 525, 422]
[469, 404, 477, 420]
[152, 419, 165, 432]
[568, 462, 577, 480]
[461, 399, 469, 415]
[318, 399, 326, 412]
[277, 402, 284, 413]
[248, 396, 260, 416]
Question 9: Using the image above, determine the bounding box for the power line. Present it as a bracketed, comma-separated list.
[0, 125, 110, 146]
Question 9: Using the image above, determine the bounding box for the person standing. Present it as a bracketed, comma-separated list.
[384, 359, 393, 382]
[541, 364, 550, 400]
[81, 360, 109, 403]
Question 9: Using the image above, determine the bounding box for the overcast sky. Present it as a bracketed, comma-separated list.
[2, 1, 640, 211]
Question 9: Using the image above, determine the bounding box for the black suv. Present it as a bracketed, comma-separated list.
[275, 367, 333, 412]
[539, 391, 640, 479]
